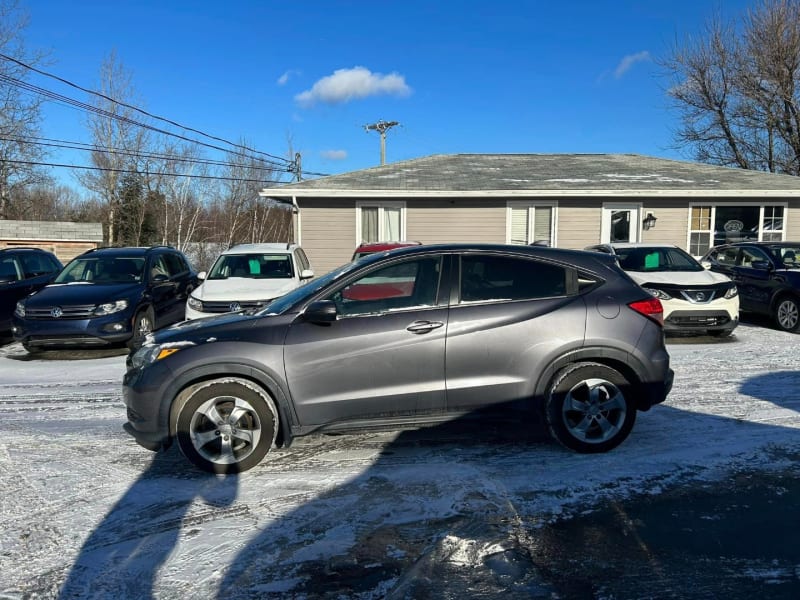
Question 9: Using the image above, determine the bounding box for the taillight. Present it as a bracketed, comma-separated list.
[628, 297, 664, 326]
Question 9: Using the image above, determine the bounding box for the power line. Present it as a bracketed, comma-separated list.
[1, 157, 294, 184]
[0, 134, 291, 173]
[0, 52, 293, 167]
[0, 72, 295, 172]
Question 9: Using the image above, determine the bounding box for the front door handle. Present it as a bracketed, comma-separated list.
[406, 320, 444, 334]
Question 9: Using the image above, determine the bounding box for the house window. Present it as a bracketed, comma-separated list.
[357, 202, 406, 243]
[688, 204, 786, 256]
[508, 203, 555, 246]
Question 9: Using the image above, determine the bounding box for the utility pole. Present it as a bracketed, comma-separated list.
[363, 120, 399, 165]
[293, 152, 302, 182]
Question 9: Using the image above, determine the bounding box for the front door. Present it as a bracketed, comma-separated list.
[283, 255, 447, 426]
[601, 204, 641, 244]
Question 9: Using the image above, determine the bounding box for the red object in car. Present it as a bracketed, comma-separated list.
[351, 241, 422, 260]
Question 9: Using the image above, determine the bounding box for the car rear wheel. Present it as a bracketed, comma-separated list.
[545, 362, 636, 453]
[774, 296, 800, 332]
[176, 378, 277, 474]
[128, 308, 154, 349]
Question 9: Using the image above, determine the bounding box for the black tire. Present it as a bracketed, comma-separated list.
[708, 328, 734, 338]
[545, 362, 636, 453]
[22, 342, 42, 355]
[127, 308, 154, 350]
[176, 378, 277, 474]
[773, 296, 800, 333]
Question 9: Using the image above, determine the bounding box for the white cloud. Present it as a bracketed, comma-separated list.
[277, 70, 300, 86]
[321, 149, 348, 160]
[614, 51, 651, 79]
[295, 66, 411, 107]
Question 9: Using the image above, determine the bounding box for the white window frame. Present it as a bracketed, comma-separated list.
[686, 202, 788, 257]
[355, 201, 407, 244]
[600, 202, 642, 244]
[505, 201, 558, 246]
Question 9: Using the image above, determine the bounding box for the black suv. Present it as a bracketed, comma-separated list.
[701, 241, 800, 332]
[124, 243, 673, 473]
[0, 247, 63, 334]
[12, 246, 197, 351]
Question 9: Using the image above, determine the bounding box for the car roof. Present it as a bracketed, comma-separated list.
[77, 246, 177, 258]
[0, 247, 55, 254]
[604, 243, 679, 249]
[354, 241, 421, 253]
[223, 243, 298, 255]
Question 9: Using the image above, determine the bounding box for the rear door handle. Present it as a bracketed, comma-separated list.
[406, 320, 444, 334]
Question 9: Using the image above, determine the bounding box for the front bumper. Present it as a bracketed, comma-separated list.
[662, 296, 739, 334]
[122, 361, 174, 451]
[12, 312, 136, 348]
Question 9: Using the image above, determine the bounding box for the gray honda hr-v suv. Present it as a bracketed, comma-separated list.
[124, 244, 673, 473]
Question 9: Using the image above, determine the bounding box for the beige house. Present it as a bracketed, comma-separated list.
[262, 154, 800, 275]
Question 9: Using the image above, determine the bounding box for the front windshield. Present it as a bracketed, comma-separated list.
[208, 253, 294, 280]
[766, 245, 800, 268]
[615, 247, 703, 272]
[54, 256, 145, 284]
[259, 262, 357, 315]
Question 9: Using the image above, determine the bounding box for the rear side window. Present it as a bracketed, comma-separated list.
[460, 254, 567, 303]
[163, 252, 188, 276]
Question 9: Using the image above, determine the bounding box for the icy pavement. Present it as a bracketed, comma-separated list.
[0, 322, 799, 598]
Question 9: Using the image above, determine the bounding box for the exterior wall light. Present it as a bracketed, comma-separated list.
[643, 212, 658, 230]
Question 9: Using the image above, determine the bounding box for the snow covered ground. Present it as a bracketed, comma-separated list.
[1, 322, 799, 598]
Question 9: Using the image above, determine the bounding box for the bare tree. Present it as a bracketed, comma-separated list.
[0, 0, 50, 219]
[78, 51, 151, 243]
[662, 0, 800, 175]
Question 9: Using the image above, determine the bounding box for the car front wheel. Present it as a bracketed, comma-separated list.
[176, 378, 278, 474]
[774, 296, 800, 333]
[128, 308, 154, 349]
[545, 362, 636, 453]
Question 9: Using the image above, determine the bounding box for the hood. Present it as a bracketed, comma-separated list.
[24, 281, 142, 306]
[625, 269, 732, 287]
[192, 278, 299, 302]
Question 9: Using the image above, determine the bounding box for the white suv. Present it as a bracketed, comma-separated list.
[185, 243, 314, 320]
[586, 243, 739, 337]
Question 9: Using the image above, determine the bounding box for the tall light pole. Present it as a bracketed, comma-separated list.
[364, 120, 399, 165]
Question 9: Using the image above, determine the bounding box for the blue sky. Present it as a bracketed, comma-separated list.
[20, 0, 755, 185]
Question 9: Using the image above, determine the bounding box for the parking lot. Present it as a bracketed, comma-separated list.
[1, 320, 799, 598]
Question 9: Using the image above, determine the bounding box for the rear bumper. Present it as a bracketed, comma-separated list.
[637, 368, 674, 411]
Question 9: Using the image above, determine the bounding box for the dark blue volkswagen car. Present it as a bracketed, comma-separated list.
[12, 246, 197, 352]
[0, 247, 62, 334]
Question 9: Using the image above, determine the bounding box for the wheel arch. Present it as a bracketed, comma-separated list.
[533, 346, 648, 408]
[162, 362, 294, 449]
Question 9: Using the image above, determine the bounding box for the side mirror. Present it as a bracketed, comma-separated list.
[302, 300, 337, 324]
[300, 269, 314, 280]
[197, 271, 207, 281]
[700, 260, 712, 270]
[751, 260, 771, 271]
[152, 273, 169, 283]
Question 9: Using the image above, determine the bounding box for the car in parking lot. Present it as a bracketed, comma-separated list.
[185, 243, 314, 320]
[701, 241, 800, 332]
[12, 245, 197, 351]
[0, 247, 62, 334]
[586, 243, 739, 337]
[351, 240, 422, 260]
[123, 243, 673, 473]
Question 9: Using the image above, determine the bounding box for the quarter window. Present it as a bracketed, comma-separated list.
[460, 254, 567, 303]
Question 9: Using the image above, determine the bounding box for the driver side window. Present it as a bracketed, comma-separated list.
[327, 256, 442, 317]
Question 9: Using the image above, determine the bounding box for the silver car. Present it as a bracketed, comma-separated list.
[124, 244, 674, 473]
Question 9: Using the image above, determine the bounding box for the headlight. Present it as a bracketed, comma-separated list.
[187, 295, 203, 310]
[724, 285, 738, 299]
[643, 287, 672, 301]
[14, 301, 25, 318]
[94, 300, 129, 316]
[130, 342, 193, 369]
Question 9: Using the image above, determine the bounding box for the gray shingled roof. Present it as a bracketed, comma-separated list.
[264, 153, 800, 197]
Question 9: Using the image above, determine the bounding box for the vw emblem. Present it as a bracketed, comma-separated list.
[51, 306, 63, 318]
[229, 302, 241, 312]
[695, 292, 706, 301]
